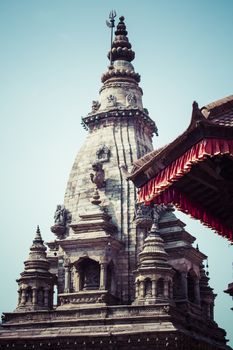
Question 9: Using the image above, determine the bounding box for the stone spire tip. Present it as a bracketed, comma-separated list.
[108, 15, 135, 63]
[34, 225, 43, 242]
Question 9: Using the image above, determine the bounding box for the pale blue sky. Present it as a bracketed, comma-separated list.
[0, 0, 233, 346]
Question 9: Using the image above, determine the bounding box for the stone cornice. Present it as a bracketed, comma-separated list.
[57, 235, 123, 251]
[82, 108, 158, 136]
[167, 246, 206, 265]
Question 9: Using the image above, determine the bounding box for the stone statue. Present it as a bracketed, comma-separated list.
[54, 205, 66, 226]
[92, 100, 100, 112]
[90, 162, 105, 189]
[107, 94, 117, 107]
[126, 93, 137, 107]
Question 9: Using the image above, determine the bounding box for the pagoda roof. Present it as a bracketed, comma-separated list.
[128, 95, 233, 242]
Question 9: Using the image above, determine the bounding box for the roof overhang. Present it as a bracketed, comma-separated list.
[129, 100, 233, 242]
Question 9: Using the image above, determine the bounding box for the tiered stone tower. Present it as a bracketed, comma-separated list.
[16, 226, 55, 312]
[50, 15, 157, 306]
[0, 15, 231, 350]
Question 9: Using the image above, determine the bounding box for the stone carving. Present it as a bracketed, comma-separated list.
[54, 205, 67, 226]
[96, 145, 110, 163]
[107, 94, 117, 107]
[126, 93, 137, 107]
[92, 100, 100, 112]
[135, 204, 167, 228]
[151, 204, 167, 231]
[135, 203, 153, 228]
[63, 255, 71, 268]
[100, 81, 143, 94]
[90, 162, 105, 189]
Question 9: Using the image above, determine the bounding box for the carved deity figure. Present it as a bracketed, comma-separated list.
[96, 145, 110, 163]
[107, 94, 117, 107]
[54, 204, 66, 226]
[90, 162, 105, 189]
[92, 100, 100, 112]
[126, 93, 137, 107]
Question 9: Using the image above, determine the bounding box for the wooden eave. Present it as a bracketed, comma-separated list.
[130, 119, 233, 188]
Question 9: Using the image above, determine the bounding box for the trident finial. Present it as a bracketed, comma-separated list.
[106, 10, 117, 66]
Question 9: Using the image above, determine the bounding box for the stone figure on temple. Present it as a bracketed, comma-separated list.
[54, 204, 67, 226]
[92, 100, 100, 112]
[90, 162, 105, 189]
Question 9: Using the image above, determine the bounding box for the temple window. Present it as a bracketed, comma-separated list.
[173, 271, 185, 299]
[144, 278, 152, 297]
[25, 287, 32, 303]
[37, 288, 45, 306]
[79, 258, 100, 291]
[53, 285, 58, 307]
[187, 271, 195, 303]
[156, 278, 164, 297]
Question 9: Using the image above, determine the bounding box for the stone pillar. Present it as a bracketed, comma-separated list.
[181, 272, 188, 299]
[135, 281, 139, 298]
[139, 280, 145, 298]
[194, 279, 201, 305]
[64, 266, 71, 293]
[152, 280, 156, 298]
[100, 263, 107, 290]
[21, 289, 26, 305]
[164, 280, 169, 299]
[17, 289, 22, 306]
[75, 267, 80, 292]
[32, 288, 37, 306]
[44, 289, 49, 307]
[168, 281, 173, 299]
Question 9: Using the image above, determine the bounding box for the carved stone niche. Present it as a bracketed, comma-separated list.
[96, 145, 111, 163]
[135, 203, 153, 228]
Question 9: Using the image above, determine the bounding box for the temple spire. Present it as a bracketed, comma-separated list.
[108, 16, 135, 63]
[16, 226, 55, 311]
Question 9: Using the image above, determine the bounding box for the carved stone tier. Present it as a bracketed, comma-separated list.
[1, 303, 229, 350]
[70, 212, 117, 236]
[58, 290, 118, 308]
[101, 65, 140, 84]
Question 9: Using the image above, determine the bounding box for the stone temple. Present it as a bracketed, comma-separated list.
[0, 15, 231, 350]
